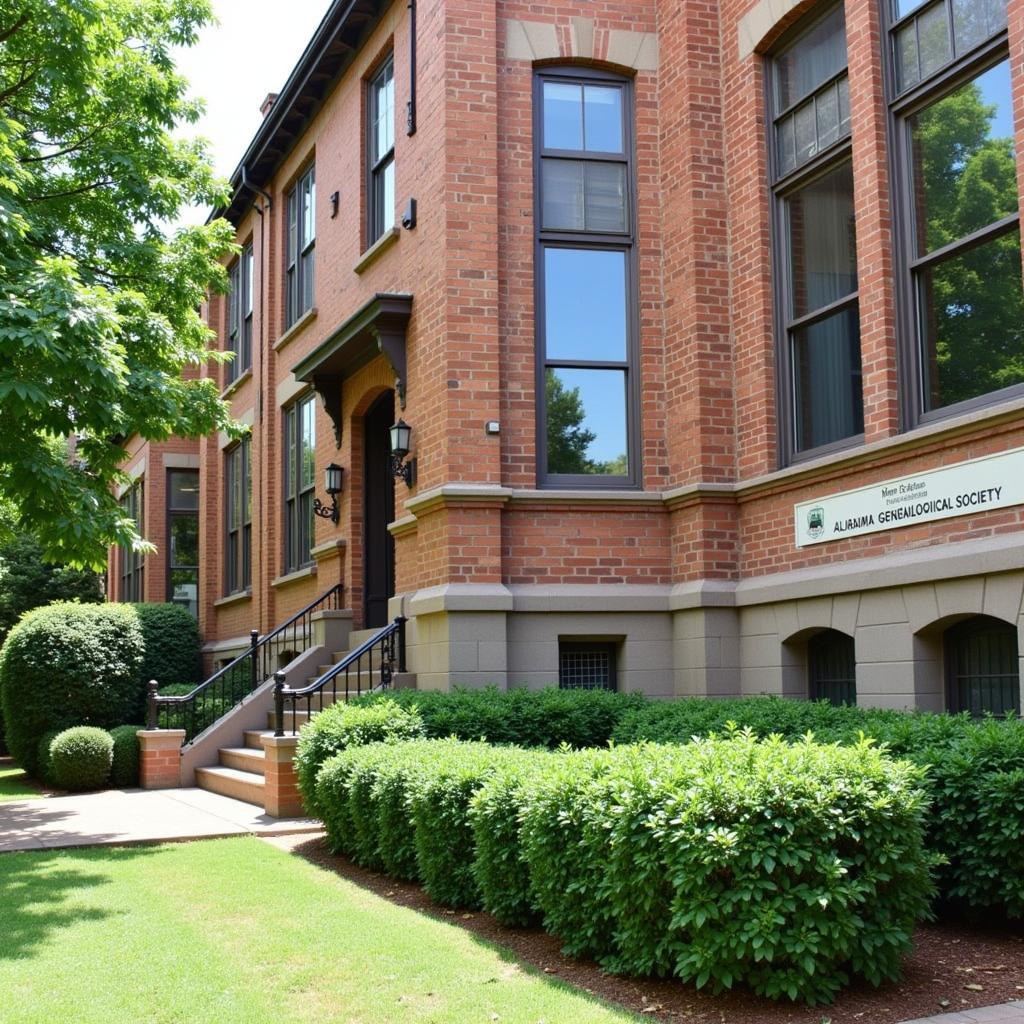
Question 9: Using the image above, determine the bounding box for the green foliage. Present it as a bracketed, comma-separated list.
[155, 684, 231, 737]
[131, 604, 200, 694]
[295, 699, 425, 817]
[0, 0, 239, 568]
[358, 686, 642, 749]
[545, 372, 626, 475]
[0, 603, 143, 777]
[109, 725, 143, 788]
[48, 726, 113, 791]
[34, 729, 60, 787]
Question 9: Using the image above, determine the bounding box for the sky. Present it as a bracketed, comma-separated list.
[172, 0, 332, 227]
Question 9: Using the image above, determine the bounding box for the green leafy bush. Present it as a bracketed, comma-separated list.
[35, 729, 60, 786]
[156, 684, 233, 739]
[131, 603, 200, 696]
[296, 699, 425, 817]
[109, 724, 143, 787]
[48, 726, 113, 791]
[0, 603, 144, 777]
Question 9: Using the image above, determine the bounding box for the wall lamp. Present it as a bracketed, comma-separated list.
[313, 462, 344, 524]
[389, 419, 417, 488]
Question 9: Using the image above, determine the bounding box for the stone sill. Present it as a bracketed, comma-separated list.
[273, 307, 318, 353]
[271, 564, 317, 589]
[220, 368, 252, 400]
[310, 538, 347, 561]
[213, 589, 252, 609]
[354, 227, 399, 275]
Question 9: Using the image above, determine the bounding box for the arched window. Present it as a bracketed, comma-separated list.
[945, 616, 1020, 716]
[807, 629, 856, 705]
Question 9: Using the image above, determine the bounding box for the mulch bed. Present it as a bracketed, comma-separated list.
[265, 833, 1024, 1024]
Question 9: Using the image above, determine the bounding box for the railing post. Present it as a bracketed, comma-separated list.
[146, 679, 159, 730]
[396, 616, 407, 673]
[273, 671, 286, 738]
[249, 629, 259, 695]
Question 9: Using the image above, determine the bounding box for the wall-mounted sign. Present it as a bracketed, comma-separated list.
[794, 446, 1024, 547]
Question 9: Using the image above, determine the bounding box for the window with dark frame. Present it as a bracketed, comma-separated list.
[769, 5, 864, 463]
[226, 242, 253, 383]
[945, 615, 1021, 716]
[225, 437, 252, 596]
[286, 165, 316, 328]
[534, 68, 639, 488]
[558, 641, 618, 691]
[368, 54, 395, 245]
[283, 394, 316, 573]
[118, 479, 144, 602]
[167, 470, 199, 618]
[886, 0, 1021, 422]
[807, 630, 857, 706]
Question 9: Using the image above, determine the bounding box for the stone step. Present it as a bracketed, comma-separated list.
[244, 729, 276, 750]
[219, 746, 266, 776]
[347, 627, 388, 648]
[305, 669, 388, 691]
[195, 765, 265, 807]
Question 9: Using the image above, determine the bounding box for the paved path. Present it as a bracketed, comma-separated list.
[0, 787, 320, 852]
[901, 1002, 1024, 1023]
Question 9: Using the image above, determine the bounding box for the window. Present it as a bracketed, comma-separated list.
[283, 394, 316, 572]
[118, 479, 144, 602]
[368, 55, 395, 244]
[225, 437, 252, 595]
[286, 166, 315, 327]
[887, 0, 1021, 420]
[558, 641, 618, 691]
[535, 68, 638, 487]
[227, 243, 253, 382]
[167, 470, 199, 618]
[946, 615, 1021, 716]
[770, 5, 863, 462]
[807, 630, 857, 705]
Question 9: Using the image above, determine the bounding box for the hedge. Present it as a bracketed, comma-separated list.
[0, 603, 144, 777]
[109, 724, 143, 787]
[48, 726, 113, 791]
[130, 603, 200, 694]
[311, 734, 933, 1004]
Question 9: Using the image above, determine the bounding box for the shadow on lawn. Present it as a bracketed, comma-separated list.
[0, 846, 157, 962]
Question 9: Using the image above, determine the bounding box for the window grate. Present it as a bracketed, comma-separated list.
[808, 630, 856, 706]
[559, 642, 617, 691]
[946, 616, 1021, 717]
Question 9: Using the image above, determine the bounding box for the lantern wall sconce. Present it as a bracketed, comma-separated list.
[389, 419, 417, 488]
[313, 462, 344, 524]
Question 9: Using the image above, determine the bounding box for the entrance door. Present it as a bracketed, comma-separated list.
[363, 391, 396, 627]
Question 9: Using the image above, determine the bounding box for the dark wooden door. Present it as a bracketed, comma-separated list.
[363, 391, 396, 627]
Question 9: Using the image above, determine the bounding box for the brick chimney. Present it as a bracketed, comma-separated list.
[260, 92, 279, 119]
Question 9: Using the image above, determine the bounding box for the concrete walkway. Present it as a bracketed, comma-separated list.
[0, 787, 320, 852]
[901, 1004, 1024, 1024]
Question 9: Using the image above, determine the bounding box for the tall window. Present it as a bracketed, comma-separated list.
[286, 166, 315, 328]
[946, 615, 1021, 716]
[770, 5, 863, 461]
[534, 68, 638, 487]
[227, 242, 253, 383]
[283, 394, 316, 572]
[368, 55, 395, 244]
[167, 470, 199, 618]
[225, 437, 252, 595]
[887, 0, 1021, 420]
[808, 630, 857, 705]
[119, 479, 144, 602]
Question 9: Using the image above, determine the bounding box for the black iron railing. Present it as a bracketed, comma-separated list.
[274, 616, 406, 736]
[149, 584, 344, 744]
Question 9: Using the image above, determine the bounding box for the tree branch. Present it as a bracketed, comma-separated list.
[25, 180, 116, 202]
[0, 12, 30, 45]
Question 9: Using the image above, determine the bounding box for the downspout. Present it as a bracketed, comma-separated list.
[406, 0, 417, 136]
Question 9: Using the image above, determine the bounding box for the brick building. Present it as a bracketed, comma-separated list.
[110, 0, 1024, 714]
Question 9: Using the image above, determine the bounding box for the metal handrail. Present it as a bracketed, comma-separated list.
[148, 583, 344, 743]
[274, 616, 406, 736]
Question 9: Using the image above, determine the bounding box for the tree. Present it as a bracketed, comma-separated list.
[545, 371, 597, 474]
[0, 0, 237, 569]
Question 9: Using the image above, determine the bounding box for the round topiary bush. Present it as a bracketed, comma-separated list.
[48, 726, 113, 791]
[0, 603, 144, 777]
[109, 724, 143, 787]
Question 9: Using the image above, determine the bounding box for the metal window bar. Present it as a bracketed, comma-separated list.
[808, 631, 856, 706]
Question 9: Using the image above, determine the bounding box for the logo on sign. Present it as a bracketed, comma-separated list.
[807, 507, 825, 540]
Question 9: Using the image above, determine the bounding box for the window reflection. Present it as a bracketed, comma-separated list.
[545, 368, 628, 476]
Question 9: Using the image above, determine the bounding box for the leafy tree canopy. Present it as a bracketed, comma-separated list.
[0, 0, 238, 569]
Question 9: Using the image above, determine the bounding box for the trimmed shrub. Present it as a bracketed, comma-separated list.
[109, 725, 143, 787]
[48, 726, 113, 791]
[35, 729, 61, 786]
[296, 699, 425, 817]
[156, 684, 232, 738]
[131, 603, 200, 695]
[0, 603, 144, 777]
[469, 750, 553, 926]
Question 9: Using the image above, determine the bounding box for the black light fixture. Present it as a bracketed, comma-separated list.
[389, 419, 416, 487]
[313, 462, 344, 524]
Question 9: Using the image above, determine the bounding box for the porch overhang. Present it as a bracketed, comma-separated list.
[291, 292, 413, 447]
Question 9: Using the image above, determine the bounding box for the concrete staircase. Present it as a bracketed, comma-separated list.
[195, 628, 407, 808]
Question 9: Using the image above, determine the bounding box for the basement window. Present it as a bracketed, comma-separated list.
[558, 640, 618, 691]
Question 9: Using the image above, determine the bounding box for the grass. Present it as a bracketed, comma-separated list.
[0, 761, 41, 801]
[0, 836, 642, 1024]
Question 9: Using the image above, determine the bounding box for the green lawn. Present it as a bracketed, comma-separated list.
[0, 762, 41, 801]
[0, 836, 642, 1024]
